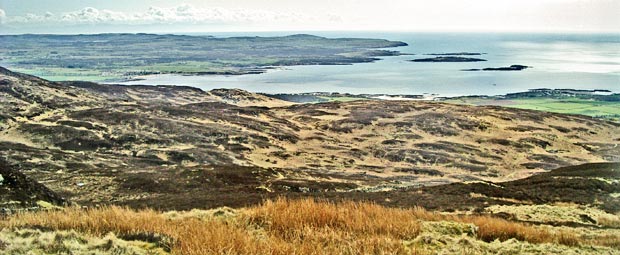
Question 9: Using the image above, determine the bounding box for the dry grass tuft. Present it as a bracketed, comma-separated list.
[457, 215, 579, 245]
[0, 206, 270, 255]
[1, 198, 615, 254]
[246, 197, 423, 239]
[0, 228, 166, 254]
[597, 214, 620, 228]
[592, 233, 620, 249]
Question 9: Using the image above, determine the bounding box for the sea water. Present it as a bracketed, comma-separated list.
[118, 32, 620, 97]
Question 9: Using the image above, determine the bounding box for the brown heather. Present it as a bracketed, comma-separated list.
[0, 198, 613, 254]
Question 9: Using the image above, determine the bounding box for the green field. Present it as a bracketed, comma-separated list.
[445, 97, 620, 121]
[8, 67, 119, 82]
[509, 98, 620, 116]
[318, 96, 368, 102]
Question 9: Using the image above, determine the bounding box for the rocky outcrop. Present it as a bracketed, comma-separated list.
[0, 161, 68, 212]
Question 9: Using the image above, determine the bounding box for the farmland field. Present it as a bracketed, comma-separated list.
[444, 97, 620, 121]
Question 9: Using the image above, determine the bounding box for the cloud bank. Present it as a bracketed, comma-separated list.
[2, 4, 326, 27]
[0, 9, 6, 24]
[1, 1, 617, 33]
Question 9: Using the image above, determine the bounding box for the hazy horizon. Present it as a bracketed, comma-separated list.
[1, 0, 619, 34]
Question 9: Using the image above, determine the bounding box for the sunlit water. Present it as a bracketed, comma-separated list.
[118, 32, 620, 96]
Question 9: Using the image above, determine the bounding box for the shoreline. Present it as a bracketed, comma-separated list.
[110, 73, 620, 101]
[262, 88, 616, 101]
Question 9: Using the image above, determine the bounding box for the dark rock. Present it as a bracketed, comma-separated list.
[0, 160, 69, 210]
[410, 57, 487, 62]
[463, 65, 529, 71]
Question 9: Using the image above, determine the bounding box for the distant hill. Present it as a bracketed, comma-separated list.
[0, 33, 408, 81]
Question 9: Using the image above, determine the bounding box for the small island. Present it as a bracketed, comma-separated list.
[409, 56, 487, 62]
[463, 65, 529, 71]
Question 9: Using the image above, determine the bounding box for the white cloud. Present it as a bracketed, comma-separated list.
[3, 4, 335, 27]
[0, 9, 6, 24]
[1, 0, 618, 32]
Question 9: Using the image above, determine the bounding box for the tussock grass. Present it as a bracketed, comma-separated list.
[0, 198, 615, 254]
[0, 228, 166, 254]
[593, 234, 620, 249]
[246, 198, 423, 239]
[597, 214, 620, 228]
[0, 206, 269, 254]
[457, 215, 579, 246]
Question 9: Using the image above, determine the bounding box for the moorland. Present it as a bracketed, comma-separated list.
[0, 66, 619, 254]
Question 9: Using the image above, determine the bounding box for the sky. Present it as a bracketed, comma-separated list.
[0, 0, 619, 34]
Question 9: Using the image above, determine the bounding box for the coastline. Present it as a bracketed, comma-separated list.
[4, 32, 618, 96]
[261, 89, 620, 122]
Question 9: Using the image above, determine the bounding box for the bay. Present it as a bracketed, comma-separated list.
[118, 31, 620, 97]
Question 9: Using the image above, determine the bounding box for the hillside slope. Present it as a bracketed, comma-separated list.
[1, 66, 619, 200]
[0, 160, 67, 212]
[1, 163, 618, 254]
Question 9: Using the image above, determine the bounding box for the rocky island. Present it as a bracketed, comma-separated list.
[463, 65, 530, 71]
[410, 56, 487, 62]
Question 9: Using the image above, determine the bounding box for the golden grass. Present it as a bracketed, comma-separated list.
[456, 215, 580, 246]
[597, 214, 620, 228]
[247, 198, 423, 239]
[0, 198, 615, 254]
[0, 206, 269, 255]
[591, 233, 620, 249]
